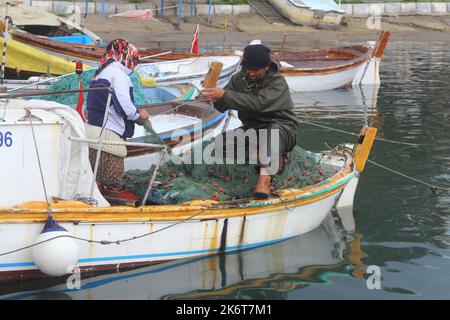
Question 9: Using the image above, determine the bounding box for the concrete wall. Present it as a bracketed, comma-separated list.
[15, 1, 450, 17]
[343, 2, 450, 17]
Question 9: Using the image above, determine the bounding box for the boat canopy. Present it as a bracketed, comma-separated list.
[289, 0, 345, 13]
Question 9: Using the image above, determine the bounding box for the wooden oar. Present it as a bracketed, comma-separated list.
[203, 61, 223, 89]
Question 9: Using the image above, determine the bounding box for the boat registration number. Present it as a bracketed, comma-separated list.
[0, 131, 13, 147]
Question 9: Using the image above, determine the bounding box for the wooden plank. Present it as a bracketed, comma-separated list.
[203, 61, 223, 88]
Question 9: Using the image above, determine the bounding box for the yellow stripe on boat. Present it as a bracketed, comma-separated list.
[0, 168, 353, 224]
[0, 38, 92, 75]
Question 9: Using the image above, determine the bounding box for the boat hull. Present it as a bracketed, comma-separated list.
[283, 62, 366, 92]
[0, 217, 346, 299]
[269, 0, 344, 26]
[0, 182, 346, 282]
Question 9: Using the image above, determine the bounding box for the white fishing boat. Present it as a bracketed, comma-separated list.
[0, 98, 376, 283]
[126, 100, 241, 171]
[268, 0, 345, 27]
[135, 56, 241, 87]
[2, 2, 102, 44]
[276, 31, 391, 92]
[0, 213, 354, 299]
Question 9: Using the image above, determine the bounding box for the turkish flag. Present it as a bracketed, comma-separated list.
[190, 24, 199, 54]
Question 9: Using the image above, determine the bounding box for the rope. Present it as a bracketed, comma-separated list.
[298, 119, 429, 147]
[0, 211, 204, 257]
[89, 80, 114, 198]
[299, 119, 448, 193]
[27, 109, 53, 217]
[367, 159, 450, 193]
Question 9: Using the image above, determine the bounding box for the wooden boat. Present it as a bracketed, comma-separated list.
[275, 31, 391, 92]
[135, 56, 241, 87]
[268, 0, 345, 27]
[141, 84, 198, 104]
[0, 97, 376, 283]
[126, 100, 241, 171]
[5, 26, 233, 65]
[2, 2, 102, 44]
[0, 37, 92, 80]
[0, 213, 351, 299]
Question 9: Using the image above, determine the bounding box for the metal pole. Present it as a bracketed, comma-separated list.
[141, 149, 167, 206]
[1, 87, 110, 100]
[101, 0, 106, 20]
[84, 0, 89, 18]
[208, 0, 212, 23]
[177, 0, 183, 25]
[1, 1, 11, 86]
[89, 78, 114, 198]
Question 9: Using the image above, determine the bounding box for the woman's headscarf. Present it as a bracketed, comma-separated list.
[100, 39, 140, 70]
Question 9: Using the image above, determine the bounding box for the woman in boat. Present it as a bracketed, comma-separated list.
[201, 44, 299, 199]
[86, 39, 149, 189]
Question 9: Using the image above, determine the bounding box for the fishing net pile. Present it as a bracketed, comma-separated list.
[123, 142, 328, 205]
[39, 70, 150, 107]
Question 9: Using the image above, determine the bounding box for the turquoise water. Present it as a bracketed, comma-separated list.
[0, 41, 449, 300]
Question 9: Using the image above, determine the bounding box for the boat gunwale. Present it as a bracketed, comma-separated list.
[277, 45, 372, 76]
[0, 147, 355, 223]
[137, 56, 241, 83]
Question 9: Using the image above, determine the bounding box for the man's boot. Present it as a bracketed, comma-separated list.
[254, 175, 272, 199]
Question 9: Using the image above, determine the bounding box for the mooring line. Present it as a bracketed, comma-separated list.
[367, 159, 450, 193]
[298, 119, 429, 147]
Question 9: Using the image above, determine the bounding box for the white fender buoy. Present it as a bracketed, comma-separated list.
[32, 216, 79, 277]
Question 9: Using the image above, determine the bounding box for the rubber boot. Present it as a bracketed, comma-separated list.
[254, 175, 272, 199]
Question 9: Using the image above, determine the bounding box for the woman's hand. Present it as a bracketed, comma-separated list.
[201, 88, 224, 102]
[135, 109, 149, 125]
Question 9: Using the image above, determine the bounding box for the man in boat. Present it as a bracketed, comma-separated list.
[201, 44, 299, 199]
[86, 39, 150, 192]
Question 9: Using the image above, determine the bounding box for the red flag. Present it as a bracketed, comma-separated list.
[190, 24, 199, 54]
[75, 61, 86, 122]
[76, 80, 86, 122]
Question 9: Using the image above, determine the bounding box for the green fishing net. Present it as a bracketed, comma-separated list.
[123, 143, 327, 205]
[39, 69, 150, 107]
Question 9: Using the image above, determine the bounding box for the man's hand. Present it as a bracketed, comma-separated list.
[135, 109, 149, 126]
[201, 88, 224, 102]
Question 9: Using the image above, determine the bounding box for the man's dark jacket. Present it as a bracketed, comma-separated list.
[213, 61, 299, 133]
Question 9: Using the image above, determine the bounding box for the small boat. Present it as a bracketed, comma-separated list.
[0, 98, 376, 283]
[268, 0, 345, 27]
[2, 2, 102, 45]
[135, 56, 242, 87]
[126, 100, 241, 171]
[0, 213, 352, 299]
[141, 84, 198, 104]
[276, 31, 391, 92]
[5, 26, 234, 65]
[0, 37, 92, 79]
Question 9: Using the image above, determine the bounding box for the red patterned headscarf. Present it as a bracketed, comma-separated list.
[100, 39, 140, 70]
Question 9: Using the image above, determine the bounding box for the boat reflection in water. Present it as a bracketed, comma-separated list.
[1, 210, 366, 300]
[292, 85, 380, 120]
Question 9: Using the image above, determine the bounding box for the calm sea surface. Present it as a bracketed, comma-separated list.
[1, 41, 449, 300]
